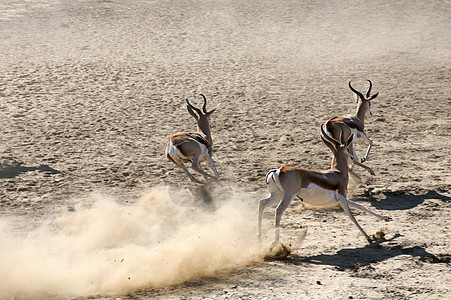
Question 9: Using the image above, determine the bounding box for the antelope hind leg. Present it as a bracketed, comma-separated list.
[336, 193, 372, 242]
[347, 199, 392, 221]
[180, 161, 207, 184]
[349, 168, 363, 182]
[353, 160, 375, 176]
[205, 152, 219, 180]
[257, 191, 280, 242]
[274, 193, 296, 245]
[191, 157, 215, 183]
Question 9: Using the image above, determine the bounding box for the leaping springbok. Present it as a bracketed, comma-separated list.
[165, 94, 219, 184]
[324, 80, 379, 180]
[257, 122, 391, 245]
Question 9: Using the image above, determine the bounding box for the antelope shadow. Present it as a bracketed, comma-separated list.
[0, 162, 61, 179]
[357, 189, 451, 211]
[285, 234, 447, 269]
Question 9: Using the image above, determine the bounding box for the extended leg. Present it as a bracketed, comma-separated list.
[336, 193, 371, 242]
[349, 168, 363, 182]
[352, 160, 375, 176]
[360, 132, 373, 163]
[349, 142, 375, 175]
[191, 157, 214, 183]
[347, 200, 392, 221]
[257, 191, 280, 241]
[204, 152, 219, 180]
[274, 192, 295, 244]
[348, 142, 359, 164]
[179, 160, 206, 184]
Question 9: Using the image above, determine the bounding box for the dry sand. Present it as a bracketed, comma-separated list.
[0, 0, 450, 299]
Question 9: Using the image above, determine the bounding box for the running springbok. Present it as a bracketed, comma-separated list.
[257, 122, 391, 245]
[165, 94, 219, 184]
[325, 80, 379, 179]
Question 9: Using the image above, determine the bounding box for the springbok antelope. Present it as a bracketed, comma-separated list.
[325, 80, 379, 179]
[257, 122, 391, 245]
[165, 94, 219, 184]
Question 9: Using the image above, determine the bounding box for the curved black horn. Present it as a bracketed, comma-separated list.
[349, 81, 365, 101]
[320, 122, 341, 148]
[186, 98, 202, 116]
[320, 134, 334, 153]
[199, 94, 208, 114]
[366, 80, 373, 98]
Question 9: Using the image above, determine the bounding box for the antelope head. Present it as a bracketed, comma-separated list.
[349, 80, 379, 119]
[186, 94, 219, 141]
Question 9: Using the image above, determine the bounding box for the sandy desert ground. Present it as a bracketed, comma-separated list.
[0, 0, 450, 299]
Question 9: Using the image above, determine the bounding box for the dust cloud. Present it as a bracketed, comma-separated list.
[0, 186, 264, 298]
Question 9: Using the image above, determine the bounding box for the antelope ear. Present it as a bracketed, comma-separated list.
[206, 103, 220, 116]
[187, 105, 199, 120]
[368, 92, 379, 101]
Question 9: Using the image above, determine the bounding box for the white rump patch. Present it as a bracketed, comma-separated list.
[166, 140, 183, 160]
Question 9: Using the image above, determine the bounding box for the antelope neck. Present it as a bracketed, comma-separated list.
[355, 100, 367, 123]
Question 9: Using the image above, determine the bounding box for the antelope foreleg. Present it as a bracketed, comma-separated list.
[360, 133, 373, 163]
[348, 139, 374, 175]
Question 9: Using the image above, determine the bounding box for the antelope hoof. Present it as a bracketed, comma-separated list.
[383, 216, 392, 222]
[191, 178, 208, 185]
[369, 169, 376, 176]
[191, 179, 205, 185]
[361, 157, 367, 163]
[266, 242, 292, 259]
[370, 230, 386, 241]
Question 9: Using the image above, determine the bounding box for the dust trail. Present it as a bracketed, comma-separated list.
[0, 186, 264, 299]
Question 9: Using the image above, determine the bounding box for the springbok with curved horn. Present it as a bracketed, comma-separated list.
[325, 80, 379, 179]
[166, 94, 219, 184]
[257, 122, 391, 245]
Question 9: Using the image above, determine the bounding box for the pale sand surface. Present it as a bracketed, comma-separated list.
[0, 1, 450, 299]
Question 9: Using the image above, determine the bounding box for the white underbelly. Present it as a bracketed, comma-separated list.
[297, 183, 338, 207]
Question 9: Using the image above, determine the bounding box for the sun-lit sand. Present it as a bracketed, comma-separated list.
[0, 1, 449, 299]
